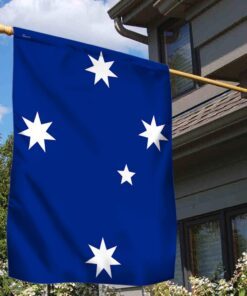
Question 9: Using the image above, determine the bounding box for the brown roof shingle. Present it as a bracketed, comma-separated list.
[172, 91, 247, 138]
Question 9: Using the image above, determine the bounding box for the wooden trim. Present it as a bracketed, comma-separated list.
[177, 222, 186, 286]
[219, 210, 231, 280]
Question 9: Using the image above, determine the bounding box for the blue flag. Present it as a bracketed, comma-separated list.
[8, 28, 176, 285]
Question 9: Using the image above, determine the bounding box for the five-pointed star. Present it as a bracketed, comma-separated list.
[86, 238, 121, 278]
[139, 116, 168, 151]
[19, 112, 55, 152]
[118, 164, 136, 185]
[85, 51, 117, 87]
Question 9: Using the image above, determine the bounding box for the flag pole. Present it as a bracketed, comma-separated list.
[0, 23, 13, 35]
[169, 69, 247, 94]
[0, 23, 247, 94]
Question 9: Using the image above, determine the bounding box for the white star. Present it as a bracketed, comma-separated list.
[85, 51, 117, 87]
[19, 112, 55, 152]
[139, 116, 168, 151]
[117, 164, 136, 185]
[86, 238, 121, 278]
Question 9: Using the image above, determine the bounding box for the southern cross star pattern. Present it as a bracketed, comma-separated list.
[18, 51, 168, 279]
[19, 112, 55, 152]
[139, 116, 168, 151]
[118, 164, 136, 185]
[86, 238, 121, 278]
[85, 51, 117, 87]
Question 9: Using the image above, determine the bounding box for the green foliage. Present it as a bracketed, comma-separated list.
[145, 252, 247, 296]
[0, 135, 13, 262]
[145, 281, 190, 296]
[232, 253, 247, 295]
[46, 283, 98, 296]
[100, 285, 118, 296]
[0, 263, 99, 296]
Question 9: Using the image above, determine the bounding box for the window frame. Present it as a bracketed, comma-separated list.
[184, 212, 228, 280]
[158, 21, 200, 98]
[225, 204, 247, 275]
[176, 204, 247, 287]
[172, 222, 186, 287]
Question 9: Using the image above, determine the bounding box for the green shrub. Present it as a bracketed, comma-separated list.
[145, 252, 247, 296]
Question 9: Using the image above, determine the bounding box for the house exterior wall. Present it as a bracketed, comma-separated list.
[147, 0, 247, 221]
[189, 0, 247, 48]
[148, 0, 247, 112]
[175, 133, 247, 220]
[199, 21, 247, 77]
[107, 0, 247, 294]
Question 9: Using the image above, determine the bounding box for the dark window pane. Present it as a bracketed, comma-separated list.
[232, 213, 247, 261]
[189, 220, 224, 279]
[165, 23, 194, 97]
[173, 234, 183, 285]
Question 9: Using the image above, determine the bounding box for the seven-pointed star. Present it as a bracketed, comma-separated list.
[86, 238, 121, 278]
[139, 116, 168, 151]
[85, 51, 117, 87]
[19, 112, 55, 152]
[118, 164, 136, 185]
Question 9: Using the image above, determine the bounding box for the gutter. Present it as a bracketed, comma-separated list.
[111, 0, 185, 45]
[153, 0, 186, 16]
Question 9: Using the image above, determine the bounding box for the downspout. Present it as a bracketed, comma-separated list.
[114, 17, 179, 45]
[114, 17, 148, 44]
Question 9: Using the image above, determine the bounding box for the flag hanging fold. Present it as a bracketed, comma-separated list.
[8, 27, 176, 285]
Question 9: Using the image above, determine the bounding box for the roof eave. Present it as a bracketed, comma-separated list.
[108, 0, 206, 27]
[173, 106, 247, 159]
[108, 0, 159, 27]
[108, 0, 140, 20]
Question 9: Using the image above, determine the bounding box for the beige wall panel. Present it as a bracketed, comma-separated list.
[192, 0, 247, 47]
[200, 21, 247, 76]
[176, 178, 247, 220]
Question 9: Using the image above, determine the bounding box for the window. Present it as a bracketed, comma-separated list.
[177, 204, 247, 287]
[188, 220, 224, 279]
[159, 22, 196, 97]
[173, 234, 183, 285]
[231, 213, 247, 261]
